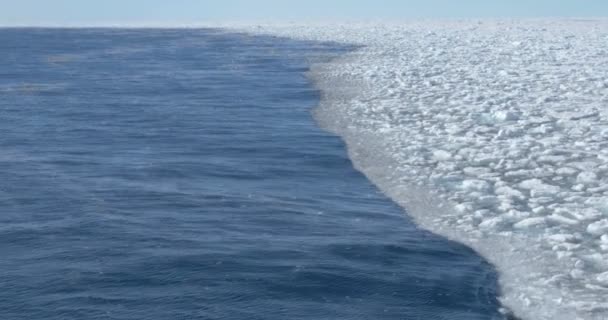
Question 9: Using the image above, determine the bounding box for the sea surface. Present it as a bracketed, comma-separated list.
[1, 29, 505, 319]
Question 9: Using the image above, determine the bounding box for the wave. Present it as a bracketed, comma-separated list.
[0, 82, 67, 94]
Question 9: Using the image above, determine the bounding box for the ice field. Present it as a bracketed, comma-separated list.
[232, 20, 608, 320]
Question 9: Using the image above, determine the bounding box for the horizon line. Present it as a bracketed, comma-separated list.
[2, 16, 608, 28]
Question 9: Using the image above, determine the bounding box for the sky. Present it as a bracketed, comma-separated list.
[1, 0, 607, 26]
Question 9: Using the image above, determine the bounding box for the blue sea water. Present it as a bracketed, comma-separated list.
[0, 29, 506, 319]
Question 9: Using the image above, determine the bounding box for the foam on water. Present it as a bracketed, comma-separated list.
[235, 20, 608, 319]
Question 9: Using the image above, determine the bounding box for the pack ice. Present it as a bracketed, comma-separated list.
[237, 20, 608, 320]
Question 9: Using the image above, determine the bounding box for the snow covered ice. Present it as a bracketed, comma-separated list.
[232, 20, 608, 319]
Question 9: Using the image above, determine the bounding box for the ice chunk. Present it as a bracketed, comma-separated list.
[547, 214, 580, 226]
[587, 219, 608, 236]
[479, 216, 506, 230]
[495, 185, 526, 200]
[493, 110, 520, 122]
[597, 272, 608, 286]
[514, 217, 546, 229]
[577, 171, 598, 184]
[556, 167, 578, 177]
[432, 149, 452, 161]
[461, 179, 491, 192]
[519, 179, 561, 198]
[547, 234, 579, 243]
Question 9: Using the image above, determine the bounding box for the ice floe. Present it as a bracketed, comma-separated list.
[232, 19, 608, 320]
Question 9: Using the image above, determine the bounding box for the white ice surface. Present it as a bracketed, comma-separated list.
[226, 20, 608, 320]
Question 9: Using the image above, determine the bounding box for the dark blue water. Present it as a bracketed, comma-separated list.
[0, 29, 505, 320]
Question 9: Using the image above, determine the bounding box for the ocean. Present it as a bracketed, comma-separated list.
[1, 28, 505, 319]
